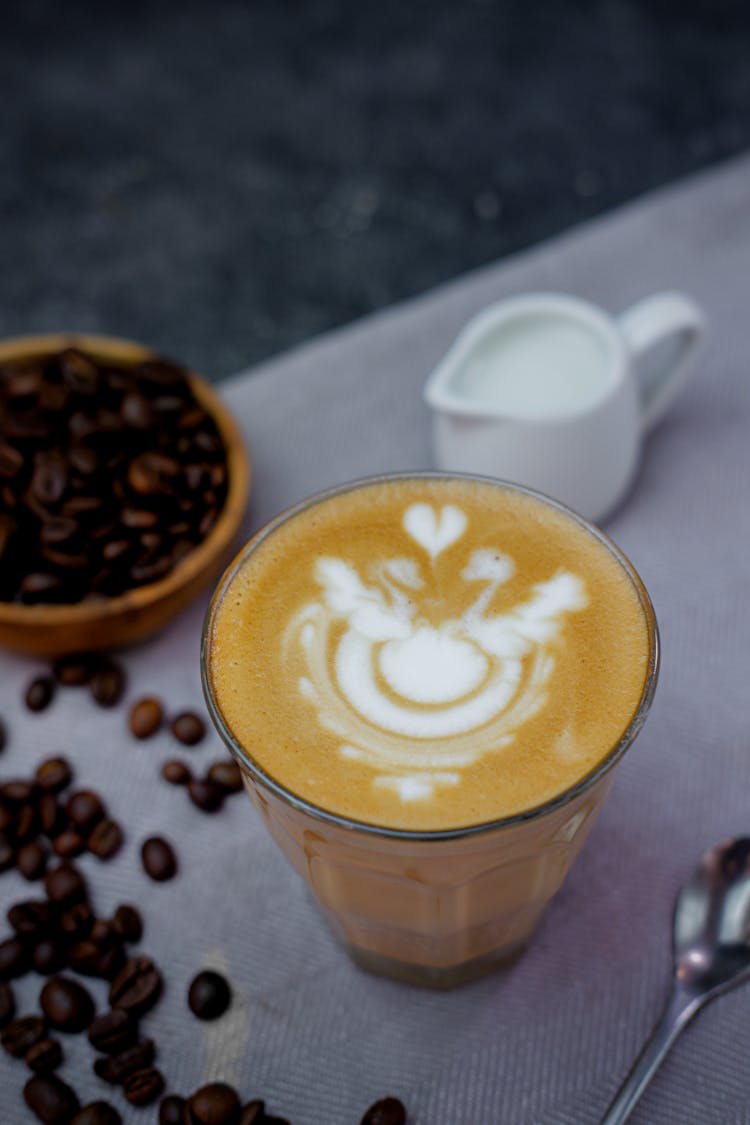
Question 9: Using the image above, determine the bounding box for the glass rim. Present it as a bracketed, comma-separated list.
[201, 471, 659, 843]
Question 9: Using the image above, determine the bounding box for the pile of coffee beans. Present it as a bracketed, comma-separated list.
[0, 347, 229, 604]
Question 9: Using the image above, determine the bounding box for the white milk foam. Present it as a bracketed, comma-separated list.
[283, 502, 588, 802]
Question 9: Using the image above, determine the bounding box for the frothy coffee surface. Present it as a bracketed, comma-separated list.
[209, 478, 651, 830]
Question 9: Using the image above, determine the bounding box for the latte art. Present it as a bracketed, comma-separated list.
[285, 503, 588, 801]
[208, 477, 650, 830]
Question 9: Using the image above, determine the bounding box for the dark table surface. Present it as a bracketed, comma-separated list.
[2, 0, 749, 380]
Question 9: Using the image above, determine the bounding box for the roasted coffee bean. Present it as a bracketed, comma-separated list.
[24, 1073, 81, 1124]
[26, 676, 56, 713]
[111, 904, 143, 944]
[32, 939, 67, 976]
[8, 899, 53, 936]
[161, 759, 191, 786]
[90, 660, 126, 708]
[71, 1103, 122, 1125]
[89, 920, 116, 947]
[188, 1083, 241, 1125]
[15, 801, 39, 841]
[170, 711, 205, 746]
[206, 760, 243, 794]
[17, 840, 49, 880]
[78, 1103, 123, 1125]
[158, 1095, 187, 1124]
[59, 901, 94, 938]
[141, 836, 177, 881]
[66, 790, 105, 832]
[0, 979, 15, 1026]
[45, 862, 87, 905]
[40, 975, 95, 1033]
[87, 1008, 137, 1054]
[25, 1036, 64, 1073]
[53, 654, 96, 686]
[0, 833, 16, 871]
[2, 778, 37, 804]
[68, 939, 125, 981]
[2, 1014, 47, 1057]
[360, 1097, 407, 1125]
[238, 1103, 265, 1125]
[109, 956, 162, 1016]
[88, 818, 123, 860]
[129, 697, 163, 739]
[0, 935, 29, 979]
[94, 1038, 156, 1083]
[39, 793, 65, 836]
[187, 970, 232, 1021]
[36, 757, 73, 793]
[123, 1066, 164, 1106]
[187, 778, 224, 813]
[53, 831, 86, 859]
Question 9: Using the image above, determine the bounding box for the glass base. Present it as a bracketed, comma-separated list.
[345, 938, 529, 988]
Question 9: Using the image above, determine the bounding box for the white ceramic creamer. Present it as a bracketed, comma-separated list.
[423, 292, 705, 522]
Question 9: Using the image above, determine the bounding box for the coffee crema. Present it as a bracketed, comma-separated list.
[208, 477, 651, 831]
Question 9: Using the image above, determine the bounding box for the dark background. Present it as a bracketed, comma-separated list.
[2, 0, 749, 379]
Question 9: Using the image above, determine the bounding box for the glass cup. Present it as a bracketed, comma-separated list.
[201, 474, 658, 988]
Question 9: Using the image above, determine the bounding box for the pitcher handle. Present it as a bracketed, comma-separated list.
[617, 292, 705, 432]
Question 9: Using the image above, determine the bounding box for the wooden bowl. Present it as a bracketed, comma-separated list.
[0, 333, 251, 657]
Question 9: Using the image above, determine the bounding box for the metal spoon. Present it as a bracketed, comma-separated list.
[601, 836, 750, 1124]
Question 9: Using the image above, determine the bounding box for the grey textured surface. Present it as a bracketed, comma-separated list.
[2, 0, 750, 377]
[2, 152, 750, 1122]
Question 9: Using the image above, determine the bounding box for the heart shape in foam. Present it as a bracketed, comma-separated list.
[403, 503, 467, 559]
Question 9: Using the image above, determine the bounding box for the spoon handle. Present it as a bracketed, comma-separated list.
[600, 988, 700, 1125]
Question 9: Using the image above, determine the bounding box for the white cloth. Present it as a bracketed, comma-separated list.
[3, 152, 750, 1123]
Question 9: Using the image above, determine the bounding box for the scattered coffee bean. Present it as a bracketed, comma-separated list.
[59, 901, 94, 938]
[17, 840, 48, 880]
[40, 975, 95, 1033]
[188, 1082, 241, 1125]
[88, 818, 123, 860]
[2, 1015, 47, 1057]
[161, 759, 191, 786]
[170, 711, 206, 746]
[1, 777, 37, 804]
[141, 836, 177, 881]
[71, 1103, 122, 1125]
[52, 831, 86, 859]
[25, 1036, 64, 1073]
[8, 899, 53, 937]
[239, 1102, 265, 1125]
[360, 1097, 407, 1125]
[66, 790, 105, 833]
[159, 1094, 187, 1124]
[187, 778, 224, 813]
[93, 1038, 156, 1084]
[129, 697, 164, 739]
[26, 676, 56, 713]
[0, 935, 29, 979]
[45, 862, 87, 905]
[68, 939, 125, 982]
[24, 1073, 81, 1124]
[88, 1008, 137, 1055]
[123, 1066, 164, 1106]
[35, 757, 73, 793]
[90, 661, 126, 708]
[109, 956, 162, 1016]
[0, 834, 16, 871]
[206, 760, 243, 794]
[0, 979, 15, 1026]
[32, 939, 67, 976]
[53, 654, 96, 686]
[39, 793, 65, 836]
[111, 903, 142, 944]
[188, 970, 232, 1021]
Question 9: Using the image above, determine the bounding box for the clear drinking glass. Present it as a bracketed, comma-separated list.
[201, 474, 658, 988]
